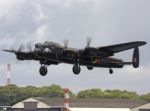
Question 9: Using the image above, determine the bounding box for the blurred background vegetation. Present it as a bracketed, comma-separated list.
[0, 84, 150, 106]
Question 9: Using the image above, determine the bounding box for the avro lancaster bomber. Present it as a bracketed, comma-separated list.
[3, 39, 146, 76]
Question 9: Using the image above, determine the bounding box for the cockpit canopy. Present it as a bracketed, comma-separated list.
[35, 43, 44, 48]
[35, 42, 61, 48]
[34, 41, 62, 52]
[44, 41, 62, 47]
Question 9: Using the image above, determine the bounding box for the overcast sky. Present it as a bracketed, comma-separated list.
[0, 0, 149, 94]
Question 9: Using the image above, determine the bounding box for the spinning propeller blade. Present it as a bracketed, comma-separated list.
[86, 37, 92, 47]
[64, 39, 69, 48]
[27, 42, 33, 52]
[18, 44, 24, 52]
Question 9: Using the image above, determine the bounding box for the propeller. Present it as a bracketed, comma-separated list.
[17, 42, 34, 52]
[18, 44, 25, 52]
[73, 37, 92, 65]
[64, 39, 69, 48]
[3, 42, 34, 54]
[86, 37, 92, 48]
[27, 42, 33, 52]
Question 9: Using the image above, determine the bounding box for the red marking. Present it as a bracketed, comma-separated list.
[64, 108, 71, 111]
[64, 99, 70, 103]
[64, 88, 69, 93]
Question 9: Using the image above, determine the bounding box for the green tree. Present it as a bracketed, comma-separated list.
[0, 84, 23, 105]
[140, 93, 150, 102]
[77, 89, 104, 98]
[0, 84, 72, 105]
[77, 89, 139, 99]
[104, 90, 139, 99]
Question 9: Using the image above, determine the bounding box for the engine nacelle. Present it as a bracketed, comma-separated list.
[63, 50, 77, 59]
[16, 54, 24, 60]
[132, 47, 139, 68]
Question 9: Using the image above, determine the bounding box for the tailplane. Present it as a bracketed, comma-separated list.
[132, 47, 139, 68]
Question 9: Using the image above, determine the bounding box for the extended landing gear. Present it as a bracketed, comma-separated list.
[109, 68, 113, 74]
[73, 64, 81, 75]
[39, 66, 48, 76]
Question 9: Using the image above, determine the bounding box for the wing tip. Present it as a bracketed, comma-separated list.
[133, 41, 147, 46]
[139, 41, 147, 46]
[2, 49, 16, 53]
[142, 41, 147, 45]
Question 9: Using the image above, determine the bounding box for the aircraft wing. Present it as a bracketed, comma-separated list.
[98, 41, 146, 54]
[2, 49, 16, 53]
[2, 49, 38, 60]
[82, 41, 146, 57]
[2, 49, 60, 63]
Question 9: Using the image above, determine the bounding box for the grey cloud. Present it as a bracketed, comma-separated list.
[0, 0, 149, 94]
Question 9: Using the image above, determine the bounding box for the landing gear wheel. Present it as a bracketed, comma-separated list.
[87, 66, 93, 70]
[39, 66, 48, 76]
[109, 68, 113, 74]
[73, 64, 81, 75]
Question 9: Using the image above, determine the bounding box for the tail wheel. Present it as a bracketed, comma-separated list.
[109, 68, 113, 74]
[73, 64, 81, 75]
[87, 66, 93, 70]
[39, 66, 48, 76]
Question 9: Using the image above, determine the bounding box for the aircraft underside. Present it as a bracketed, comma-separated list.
[38, 47, 139, 76]
[38, 58, 125, 76]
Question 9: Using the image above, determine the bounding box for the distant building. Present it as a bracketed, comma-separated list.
[6, 97, 150, 111]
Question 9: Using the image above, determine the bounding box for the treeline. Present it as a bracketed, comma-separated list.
[0, 84, 74, 106]
[0, 84, 150, 106]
